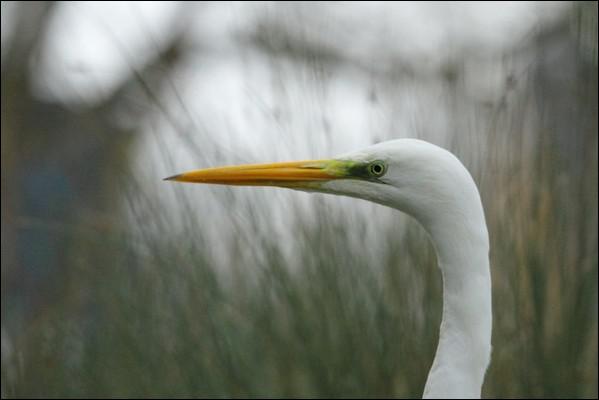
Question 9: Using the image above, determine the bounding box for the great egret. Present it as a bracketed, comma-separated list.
[165, 139, 492, 399]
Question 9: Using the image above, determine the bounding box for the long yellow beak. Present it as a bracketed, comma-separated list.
[164, 160, 345, 187]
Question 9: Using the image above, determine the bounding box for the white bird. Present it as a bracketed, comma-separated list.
[165, 139, 492, 399]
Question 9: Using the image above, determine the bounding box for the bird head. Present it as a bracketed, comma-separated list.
[165, 139, 480, 229]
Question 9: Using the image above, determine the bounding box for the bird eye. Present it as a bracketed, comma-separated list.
[368, 161, 386, 177]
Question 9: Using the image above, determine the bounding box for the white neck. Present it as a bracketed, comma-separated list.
[421, 206, 492, 399]
[321, 139, 493, 398]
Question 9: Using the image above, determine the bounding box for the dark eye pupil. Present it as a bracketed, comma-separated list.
[371, 164, 383, 175]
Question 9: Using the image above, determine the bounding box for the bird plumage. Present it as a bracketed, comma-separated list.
[166, 139, 492, 398]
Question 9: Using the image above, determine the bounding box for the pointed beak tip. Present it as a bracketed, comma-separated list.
[163, 174, 182, 182]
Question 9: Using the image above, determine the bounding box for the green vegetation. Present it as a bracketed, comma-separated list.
[1, 2, 596, 398]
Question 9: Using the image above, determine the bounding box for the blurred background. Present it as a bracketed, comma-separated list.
[1, 1, 597, 397]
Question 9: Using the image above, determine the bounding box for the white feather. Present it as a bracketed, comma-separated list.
[321, 139, 492, 398]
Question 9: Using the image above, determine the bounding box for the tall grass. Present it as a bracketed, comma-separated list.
[4, 83, 597, 399]
[2, 6, 597, 398]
